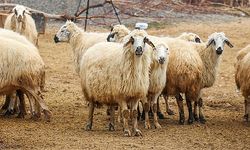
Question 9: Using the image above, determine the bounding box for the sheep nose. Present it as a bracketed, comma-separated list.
[159, 57, 165, 64]
[17, 15, 22, 22]
[135, 46, 143, 56]
[107, 33, 115, 42]
[195, 37, 201, 43]
[216, 47, 223, 55]
[54, 35, 59, 43]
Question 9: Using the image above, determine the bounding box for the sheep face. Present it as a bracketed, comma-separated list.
[207, 32, 233, 55]
[107, 25, 129, 42]
[54, 24, 71, 43]
[188, 33, 202, 43]
[155, 44, 169, 64]
[12, 5, 29, 22]
[179, 32, 202, 43]
[124, 30, 156, 56]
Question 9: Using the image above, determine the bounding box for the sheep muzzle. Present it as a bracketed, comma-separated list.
[135, 46, 143, 56]
[54, 35, 60, 43]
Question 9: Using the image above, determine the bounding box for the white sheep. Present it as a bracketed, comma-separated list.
[4, 5, 38, 46]
[54, 21, 109, 74]
[0, 36, 50, 121]
[176, 32, 203, 43]
[158, 37, 203, 124]
[141, 40, 170, 129]
[236, 44, 250, 62]
[79, 29, 155, 136]
[0, 29, 44, 118]
[190, 32, 233, 123]
[235, 52, 250, 122]
[107, 24, 130, 42]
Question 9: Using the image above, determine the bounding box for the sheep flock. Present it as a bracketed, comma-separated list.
[1, 4, 250, 138]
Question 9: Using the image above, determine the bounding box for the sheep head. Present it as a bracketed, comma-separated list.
[154, 43, 169, 65]
[107, 24, 130, 42]
[12, 5, 30, 23]
[206, 32, 234, 55]
[179, 32, 202, 43]
[124, 29, 156, 56]
[54, 20, 77, 43]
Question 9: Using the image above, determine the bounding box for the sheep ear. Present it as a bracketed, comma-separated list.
[25, 9, 32, 15]
[110, 26, 114, 32]
[225, 38, 233, 48]
[124, 36, 134, 47]
[206, 38, 214, 48]
[13, 8, 17, 15]
[144, 37, 156, 50]
[10, 14, 16, 31]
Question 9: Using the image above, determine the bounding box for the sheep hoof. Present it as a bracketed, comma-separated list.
[199, 116, 206, 124]
[144, 122, 151, 129]
[167, 109, 175, 116]
[17, 113, 25, 119]
[188, 118, 194, 124]
[4, 109, 14, 117]
[179, 119, 185, 125]
[154, 123, 162, 129]
[244, 114, 249, 122]
[157, 112, 165, 119]
[124, 129, 131, 137]
[43, 110, 52, 122]
[85, 123, 92, 131]
[108, 123, 115, 131]
[193, 113, 199, 121]
[134, 129, 143, 137]
[31, 114, 39, 121]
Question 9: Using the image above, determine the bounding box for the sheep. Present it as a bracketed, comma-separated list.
[54, 20, 109, 75]
[4, 5, 38, 46]
[107, 24, 130, 42]
[189, 32, 234, 123]
[0, 36, 51, 121]
[159, 37, 203, 124]
[235, 44, 250, 92]
[176, 32, 203, 43]
[0, 29, 45, 118]
[236, 44, 250, 62]
[161, 32, 203, 117]
[235, 52, 250, 122]
[78, 29, 156, 136]
[141, 40, 170, 129]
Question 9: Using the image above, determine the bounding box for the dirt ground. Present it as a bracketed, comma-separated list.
[1, 17, 250, 150]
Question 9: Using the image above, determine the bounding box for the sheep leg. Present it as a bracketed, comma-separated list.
[156, 97, 165, 119]
[244, 97, 250, 122]
[117, 106, 122, 123]
[85, 101, 95, 131]
[0, 95, 11, 113]
[193, 101, 199, 121]
[175, 93, 185, 125]
[4, 93, 16, 116]
[121, 100, 131, 137]
[26, 93, 37, 120]
[163, 94, 174, 115]
[16, 90, 26, 118]
[108, 105, 115, 131]
[152, 93, 162, 129]
[137, 101, 143, 121]
[198, 98, 206, 124]
[131, 100, 142, 136]
[185, 94, 194, 124]
[142, 97, 151, 129]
